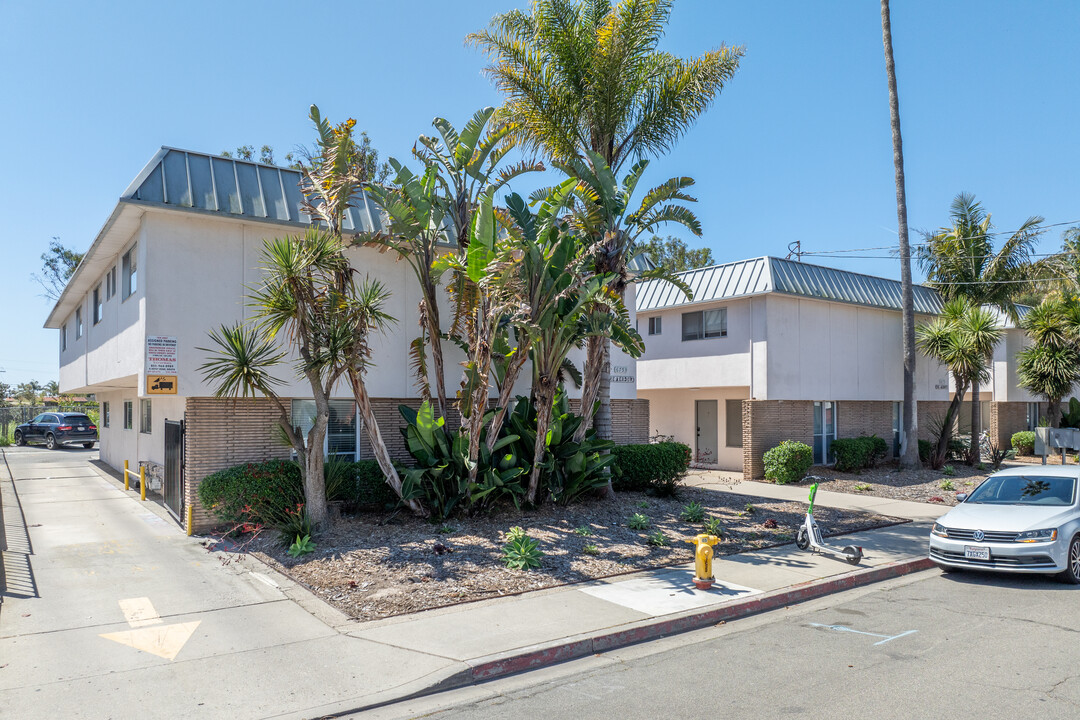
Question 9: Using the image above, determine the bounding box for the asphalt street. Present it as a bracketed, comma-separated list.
[369, 570, 1080, 720]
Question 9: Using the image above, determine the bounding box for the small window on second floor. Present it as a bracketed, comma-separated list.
[682, 308, 726, 341]
[62, 324, 67, 351]
[75, 307, 83, 339]
[93, 285, 103, 324]
[648, 316, 662, 335]
[122, 243, 138, 299]
[106, 266, 116, 299]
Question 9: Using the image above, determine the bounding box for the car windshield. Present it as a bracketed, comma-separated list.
[967, 475, 1076, 506]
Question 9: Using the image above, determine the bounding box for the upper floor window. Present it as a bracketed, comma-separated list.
[75, 307, 83, 339]
[122, 243, 138, 299]
[93, 285, 103, 324]
[106, 266, 116, 300]
[648, 316, 662, 336]
[682, 308, 726, 341]
[62, 323, 67, 351]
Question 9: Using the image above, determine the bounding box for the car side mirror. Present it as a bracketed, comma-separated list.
[955, 493, 968, 503]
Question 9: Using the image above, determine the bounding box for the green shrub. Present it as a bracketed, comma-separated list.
[762, 441, 813, 484]
[505, 391, 612, 505]
[611, 441, 691, 496]
[646, 531, 668, 547]
[197, 459, 303, 530]
[627, 513, 650, 530]
[1011, 431, 1035, 456]
[335, 460, 398, 511]
[918, 439, 932, 463]
[831, 436, 889, 472]
[703, 516, 724, 537]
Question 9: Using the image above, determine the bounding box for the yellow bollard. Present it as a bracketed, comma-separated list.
[124, 460, 130, 491]
[186, 505, 194, 537]
[139, 465, 146, 501]
[684, 534, 722, 590]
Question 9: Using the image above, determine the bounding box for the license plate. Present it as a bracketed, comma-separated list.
[78, 426, 86, 431]
[964, 545, 990, 560]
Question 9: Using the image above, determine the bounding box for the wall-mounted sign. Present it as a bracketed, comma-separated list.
[147, 375, 178, 394]
[147, 336, 178, 374]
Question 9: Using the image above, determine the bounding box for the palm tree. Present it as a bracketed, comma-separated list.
[917, 298, 1003, 467]
[880, 0, 919, 469]
[918, 192, 1044, 459]
[469, 0, 741, 440]
[554, 151, 695, 444]
[1016, 298, 1080, 428]
[1028, 226, 1080, 301]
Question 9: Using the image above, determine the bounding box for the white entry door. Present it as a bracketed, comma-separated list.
[696, 400, 718, 465]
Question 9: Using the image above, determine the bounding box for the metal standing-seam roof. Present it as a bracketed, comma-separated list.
[636, 256, 945, 315]
[121, 146, 386, 234]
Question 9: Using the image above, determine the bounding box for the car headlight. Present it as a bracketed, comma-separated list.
[1015, 528, 1057, 543]
[931, 523, 949, 538]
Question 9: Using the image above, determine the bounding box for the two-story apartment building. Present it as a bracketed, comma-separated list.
[635, 257, 1043, 478]
[46, 147, 648, 529]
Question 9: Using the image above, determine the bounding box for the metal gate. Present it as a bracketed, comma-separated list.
[163, 419, 184, 519]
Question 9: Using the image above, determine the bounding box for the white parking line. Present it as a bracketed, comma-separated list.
[808, 623, 918, 645]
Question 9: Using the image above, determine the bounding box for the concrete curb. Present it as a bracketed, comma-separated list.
[461, 556, 935, 683]
[324, 556, 936, 717]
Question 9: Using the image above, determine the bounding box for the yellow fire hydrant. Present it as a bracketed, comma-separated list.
[685, 534, 721, 589]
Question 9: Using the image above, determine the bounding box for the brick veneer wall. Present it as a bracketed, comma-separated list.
[185, 397, 291, 532]
[741, 399, 953, 479]
[185, 395, 650, 530]
[990, 402, 1038, 450]
[567, 399, 650, 445]
[742, 400, 814, 479]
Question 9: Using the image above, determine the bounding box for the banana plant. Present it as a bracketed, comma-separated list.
[364, 160, 451, 418]
[499, 188, 645, 504]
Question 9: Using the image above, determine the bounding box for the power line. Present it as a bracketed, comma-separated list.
[800, 219, 1080, 257]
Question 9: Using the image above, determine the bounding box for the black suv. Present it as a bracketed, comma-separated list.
[14, 412, 98, 449]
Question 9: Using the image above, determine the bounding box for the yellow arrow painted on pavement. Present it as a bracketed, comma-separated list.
[99, 597, 200, 661]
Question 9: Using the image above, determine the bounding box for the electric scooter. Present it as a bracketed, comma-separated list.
[795, 483, 863, 565]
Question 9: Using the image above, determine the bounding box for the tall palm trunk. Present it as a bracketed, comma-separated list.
[881, 0, 919, 468]
[348, 370, 426, 516]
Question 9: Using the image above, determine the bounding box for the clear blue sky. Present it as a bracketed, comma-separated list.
[1, 1, 1077, 387]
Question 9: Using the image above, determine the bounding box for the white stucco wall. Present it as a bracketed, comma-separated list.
[636, 297, 755, 392]
[763, 295, 950, 402]
[640, 386, 748, 471]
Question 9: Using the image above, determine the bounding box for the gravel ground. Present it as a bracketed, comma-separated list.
[245, 487, 903, 622]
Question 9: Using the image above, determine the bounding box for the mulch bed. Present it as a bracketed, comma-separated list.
[792, 454, 1058, 506]
[243, 486, 904, 622]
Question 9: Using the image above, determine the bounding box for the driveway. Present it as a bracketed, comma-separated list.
[0, 446, 457, 719]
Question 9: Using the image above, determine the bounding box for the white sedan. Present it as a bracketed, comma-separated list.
[929, 466, 1080, 583]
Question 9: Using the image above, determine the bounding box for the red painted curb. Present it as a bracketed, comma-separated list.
[466, 556, 935, 682]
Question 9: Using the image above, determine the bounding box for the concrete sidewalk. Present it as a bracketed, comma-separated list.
[1, 449, 942, 719]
